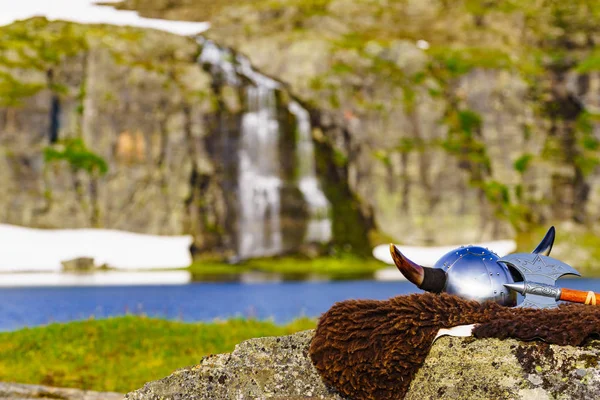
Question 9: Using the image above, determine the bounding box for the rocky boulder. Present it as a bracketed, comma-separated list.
[125, 330, 343, 400]
[126, 329, 600, 400]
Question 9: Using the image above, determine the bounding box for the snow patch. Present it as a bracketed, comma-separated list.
[0, 224, 193, 272]
[0, 271, 191, 287]
[0, 0, 210, 36]
[373, 240, 517, 267]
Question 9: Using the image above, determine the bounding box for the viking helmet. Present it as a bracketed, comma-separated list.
[389, 227, 556, 306]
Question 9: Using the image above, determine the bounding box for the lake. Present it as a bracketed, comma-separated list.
[1, 278, 599, 332]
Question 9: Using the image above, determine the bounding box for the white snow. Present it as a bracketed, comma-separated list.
[372, 240, 517, 267]
[0, 0, 210, 36]
[0, 224, 193, 272]
[0, 271, 191, 287]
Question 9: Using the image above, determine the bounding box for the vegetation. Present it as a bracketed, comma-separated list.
[0, 316, 315, 393]
[187, 253, 388, 280]
[0, 17, 88, 106]
[44, 137, 109, 176]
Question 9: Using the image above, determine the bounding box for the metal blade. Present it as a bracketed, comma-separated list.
[503, 282, 526, 295]
[498, 253, 580, 286]
[518, 295, 558, 309]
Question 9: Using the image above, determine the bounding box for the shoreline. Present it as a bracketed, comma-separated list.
[0, 267, 407, 288]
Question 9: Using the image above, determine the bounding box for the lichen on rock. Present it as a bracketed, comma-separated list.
[126, 330, 600, 400]
[408, 336, 600, 400]
[125, 330, 344, 400]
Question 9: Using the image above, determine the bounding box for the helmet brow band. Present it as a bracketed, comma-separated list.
[420, 267, 446, 293]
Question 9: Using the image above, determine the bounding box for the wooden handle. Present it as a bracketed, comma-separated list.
[560, 288, 600, 305]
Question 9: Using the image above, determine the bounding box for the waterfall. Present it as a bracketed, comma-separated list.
[288, 101, 332, 243]
[238, 86, 283, 258]
[198, 38, 331, 259]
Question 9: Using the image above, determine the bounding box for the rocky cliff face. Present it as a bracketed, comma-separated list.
[0, 18, 226, 252]
[197, 0, 600, 246]
[5, 0, 600, 260]
[114, 0, 600, 251]
[125, 329, 600, 400]
[0, 18, 338, 259]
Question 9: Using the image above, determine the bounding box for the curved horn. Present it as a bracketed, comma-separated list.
[532, 226, 555, 256]
[389, 244, 447, 293]
[390, 243, 424, 286]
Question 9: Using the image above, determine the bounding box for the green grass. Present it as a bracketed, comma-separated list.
[0, 316, 316, 393]
[187, 255, 389, 280]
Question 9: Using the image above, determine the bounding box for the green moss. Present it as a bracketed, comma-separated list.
[576, 50, 600, 73]
[0, 72, 45, 107]
[44, 137, 108, 176]
[429, 47, 513, 77]
[312, 129, 377, 256]
[514, 153, 534, 174]
[0, 316, 315, 393]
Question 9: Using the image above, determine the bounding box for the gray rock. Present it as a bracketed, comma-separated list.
[61, 257, 97, 271]
[125, 330, 343, 400]
[0, 382, 122, 400]
[406, 336, 600, 400]
[126, 330, 600, 400]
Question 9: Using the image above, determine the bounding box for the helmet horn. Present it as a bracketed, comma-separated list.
[389, 244, 447, 293]
[531, 226, 555, 256]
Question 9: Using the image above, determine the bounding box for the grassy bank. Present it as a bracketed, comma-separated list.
[0, 316, 315, 393]
[187, 254, 389, 281]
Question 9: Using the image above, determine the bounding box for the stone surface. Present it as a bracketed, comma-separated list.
[61, 257, 97, 271]
[0, 382, 122, 400]
[126, 330, 600, 400]
[125, 330, 344, 400]
[407, 336, 600, 400]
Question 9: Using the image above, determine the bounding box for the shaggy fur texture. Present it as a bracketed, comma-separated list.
[309, 293, 600, 400]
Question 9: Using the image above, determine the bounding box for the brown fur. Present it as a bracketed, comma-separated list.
[309, 293, 600, 400]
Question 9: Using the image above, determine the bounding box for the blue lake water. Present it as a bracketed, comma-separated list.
[1, 278, 599, 332]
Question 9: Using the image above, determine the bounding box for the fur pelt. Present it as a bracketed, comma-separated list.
[309, 292, 600, 400]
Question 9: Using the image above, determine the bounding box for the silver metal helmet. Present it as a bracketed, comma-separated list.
[431, 246, 516, 306]
[389, 226, 556, 306]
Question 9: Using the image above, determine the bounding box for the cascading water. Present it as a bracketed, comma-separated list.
[288, 101, 332, 243]
[198, 38, 331, 259]
[238, 86, 283, 258]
